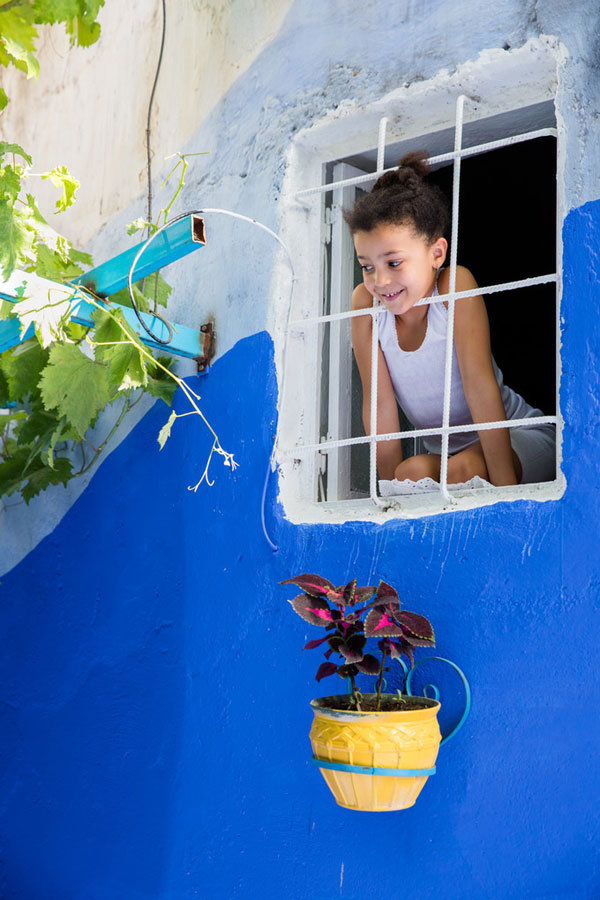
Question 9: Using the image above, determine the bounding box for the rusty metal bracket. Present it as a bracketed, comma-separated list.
[195, 322, 215, 373]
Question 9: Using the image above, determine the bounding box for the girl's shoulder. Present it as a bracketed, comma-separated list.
[351, 283, 373, 310]
[437, 265, 479, 305]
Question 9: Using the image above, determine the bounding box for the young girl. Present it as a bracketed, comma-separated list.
[345, 151, 555, 488]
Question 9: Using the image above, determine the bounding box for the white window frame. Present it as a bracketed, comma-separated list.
[275, 40, 565, 523]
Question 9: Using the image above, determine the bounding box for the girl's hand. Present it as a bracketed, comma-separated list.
[438, 267, 519, 486]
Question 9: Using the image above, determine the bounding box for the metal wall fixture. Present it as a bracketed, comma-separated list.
[0, 214, 210, 362]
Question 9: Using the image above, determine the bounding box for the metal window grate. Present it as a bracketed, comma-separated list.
[283, 96, 559, 508]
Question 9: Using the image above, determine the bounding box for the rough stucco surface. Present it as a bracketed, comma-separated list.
[2, 1, 600, 897]
[1, 200, 600, 899]
[2, 0, 600, 569]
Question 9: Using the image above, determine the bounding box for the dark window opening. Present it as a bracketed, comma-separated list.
[321, 108, 558, 502]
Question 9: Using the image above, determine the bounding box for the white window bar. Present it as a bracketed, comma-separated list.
[295, 128, 558, 201]
[286, 412, 557, 456]
[377, 117, 388, 172]
[285, 102, 558, 506]
[289, 272, 557, 330]
[440, 94, 466, 503]
[327, 163, 366, 499]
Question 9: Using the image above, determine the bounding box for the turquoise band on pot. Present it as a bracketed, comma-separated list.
[311, 757, 436, 777]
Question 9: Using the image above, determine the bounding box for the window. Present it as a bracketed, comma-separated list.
[276, 40, 564, 523]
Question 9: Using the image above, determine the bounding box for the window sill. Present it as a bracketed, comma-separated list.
[282, 475, 566, 524]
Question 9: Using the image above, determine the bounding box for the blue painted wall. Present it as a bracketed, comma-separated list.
[1, 201, 599, 898]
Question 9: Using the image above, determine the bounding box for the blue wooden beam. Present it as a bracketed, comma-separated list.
[73, 214, 206, 297]
[0, 214, 209, 361]
[0, 318, 33, 355]
[0, 284, 203, 360]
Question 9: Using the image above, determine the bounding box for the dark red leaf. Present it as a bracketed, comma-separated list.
[353, 585, 376, 605]
[364, 605, 404, 637]
[316, 662, 339, 682]
[339, 634, 366, 663]
[337, 663, 358, 678]
[303, 635, 330, 650]
[290, 594, 334, 627]
[280, 573, 335, 598]
[343, 579, 357, 605]
[399, 611, 435, 644]
[389, 640, 414, 666]
[324, 648, 334, 660]
[326, 587, 346, 605]
[376, 580, 400, 604]
[328, 635, 344, 653]
[356, 654, 380, 675]
[401, 631, 436, 648]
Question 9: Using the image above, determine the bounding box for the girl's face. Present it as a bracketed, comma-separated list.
[353, 223, 447, 317]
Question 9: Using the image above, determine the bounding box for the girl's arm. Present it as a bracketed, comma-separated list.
[439, 266, 518, 486]
[351, 284, 402, 480]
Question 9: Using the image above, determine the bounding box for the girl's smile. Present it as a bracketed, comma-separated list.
[353, 223, 447, 318]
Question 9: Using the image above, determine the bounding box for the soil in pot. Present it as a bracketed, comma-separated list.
[314, 693, 437, 712]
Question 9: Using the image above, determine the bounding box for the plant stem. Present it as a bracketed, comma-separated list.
[350, 675, 361, 711]
[376, 646, 387, 711]
[75, 397, 132, 477]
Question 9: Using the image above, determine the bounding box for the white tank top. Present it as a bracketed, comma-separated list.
[377, 278, 536, 454]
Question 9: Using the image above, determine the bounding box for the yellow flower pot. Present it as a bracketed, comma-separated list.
[310, 694, 442, 811]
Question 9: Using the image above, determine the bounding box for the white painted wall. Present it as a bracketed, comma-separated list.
[1, 0, 294, 243]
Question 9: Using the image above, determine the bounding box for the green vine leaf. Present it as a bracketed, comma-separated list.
[0, 10, 40, 80]
[33, 243, 87, 282]
[0, 142, 32, 166]
[21, 456, 72, 502]
[0, 298, 15, 319]
[0, 202, 36, 277]
[110, 272, 172, 312]
[32, 1, 82, 25]
[0, 165, 22, 205]
[0, 366, 10, 406]
[11, 282, 73, 346]
[0, 445, 71, 502]
[157, 410, 177, 450]
[146, 373, 177, 405]
[41, 165, 80, 212]
[0, 87, 7, 111]
[39, 341, 111, 436]
[126, 217, 156, 236]
[0, 339, 48, 400]
[64, 0, 104, 48]
[45, 416, 80, 468]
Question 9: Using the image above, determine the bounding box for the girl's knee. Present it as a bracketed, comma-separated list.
[395, 454, 439, 482]
[447, 448, 487, 483]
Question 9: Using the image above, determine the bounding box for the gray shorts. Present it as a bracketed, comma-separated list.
[509, 422, 556, 484]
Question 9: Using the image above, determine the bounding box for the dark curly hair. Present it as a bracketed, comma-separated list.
[343, 150, 449, 243]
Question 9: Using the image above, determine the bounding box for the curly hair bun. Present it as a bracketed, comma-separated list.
[343, 148, 447, 240]
[372, 150, 431, 192]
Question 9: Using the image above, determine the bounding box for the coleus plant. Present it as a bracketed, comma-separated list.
[280, 573, 435, 711]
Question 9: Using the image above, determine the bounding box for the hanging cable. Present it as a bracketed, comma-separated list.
[146, 0, 167, 228]
[126, 208, 296, 550]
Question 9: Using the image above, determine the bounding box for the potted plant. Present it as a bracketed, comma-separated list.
[280, 572, 441, 812]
